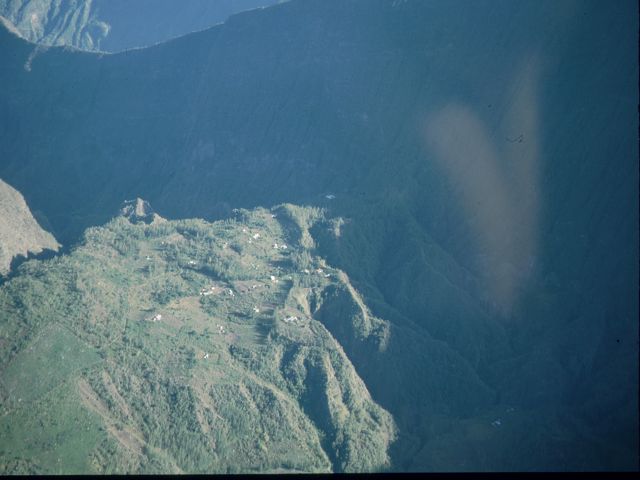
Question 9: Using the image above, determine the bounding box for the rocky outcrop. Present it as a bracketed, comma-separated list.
[119, 198, 162, 224]
[0, 178, 59, 276]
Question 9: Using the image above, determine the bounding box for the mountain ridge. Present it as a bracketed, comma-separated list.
[0, 0, 637, 471]
[0, 0, 283, 52]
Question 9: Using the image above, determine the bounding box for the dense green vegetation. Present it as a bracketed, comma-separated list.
[0, 205, 396, 474]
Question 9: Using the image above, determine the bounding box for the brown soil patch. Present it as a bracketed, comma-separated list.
[77, 378, 143, 457]
[101, 371, 132, 419]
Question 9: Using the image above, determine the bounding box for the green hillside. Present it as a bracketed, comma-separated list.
[0, 204, 396, 474]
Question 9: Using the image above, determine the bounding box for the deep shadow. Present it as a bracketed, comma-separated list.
[1, 247, 60, 286]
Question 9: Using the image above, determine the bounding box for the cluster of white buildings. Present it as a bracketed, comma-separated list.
[200, 286, 217, 296]
[283, 315, 305, 325]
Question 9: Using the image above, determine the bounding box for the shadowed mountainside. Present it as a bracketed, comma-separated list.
[0, 0, 637, 471]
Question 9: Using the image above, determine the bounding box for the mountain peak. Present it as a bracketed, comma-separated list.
[119, 198, 162, 224]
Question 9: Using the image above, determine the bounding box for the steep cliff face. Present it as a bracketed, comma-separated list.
[0, 0, 637, 471]
[0, 178, 59, 276]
